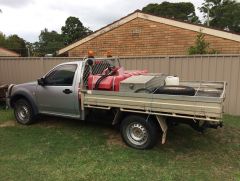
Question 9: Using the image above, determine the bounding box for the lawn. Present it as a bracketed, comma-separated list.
[0, 108, 239, 181]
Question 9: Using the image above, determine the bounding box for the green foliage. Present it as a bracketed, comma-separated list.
[32, 28, 65, 56]
[188, 31, 218, 55]
[142, 1, 200, 23]
[6, 35, 28, 56]
[0, 33, 28, 56]
[0, 33, 6, 47]
[1, 16, 92, 56]
[61, 16, 92, 45]
[31, 16, 92, 56]
[200, 0, 240, 32]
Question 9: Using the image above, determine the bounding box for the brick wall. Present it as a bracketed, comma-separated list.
[68, 18, 240, 57]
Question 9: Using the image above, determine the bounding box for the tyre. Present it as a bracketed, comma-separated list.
[120, 115, 158, 149]
[154, 86, 195, 96]
[14, 99, 35, 125]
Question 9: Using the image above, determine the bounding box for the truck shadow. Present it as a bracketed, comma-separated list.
[32, 113, 236, 153]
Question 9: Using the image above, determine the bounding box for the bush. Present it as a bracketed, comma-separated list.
[188, 31, 218, 55]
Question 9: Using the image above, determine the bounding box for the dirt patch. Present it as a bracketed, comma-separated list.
[104, 128, 126, 147]
[37, 119, 63, 128]
[0, 120, 16, 127]
[35, 116, 72, 128]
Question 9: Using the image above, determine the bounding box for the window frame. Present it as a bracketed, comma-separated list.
[43, 64, 77, 86]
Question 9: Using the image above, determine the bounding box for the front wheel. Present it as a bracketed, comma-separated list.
[120, 115, 159, 149]
[14, 99, 35, 125]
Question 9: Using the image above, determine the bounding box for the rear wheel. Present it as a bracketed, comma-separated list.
[14, 99, 35, 125]
[120, 115, 158, 149]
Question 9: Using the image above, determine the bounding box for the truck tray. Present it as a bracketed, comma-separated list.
[82, 81, 226, 122]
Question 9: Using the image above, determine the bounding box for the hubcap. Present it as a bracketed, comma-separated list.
[126, 122, 148, 146]
[16, 104, 30, 122]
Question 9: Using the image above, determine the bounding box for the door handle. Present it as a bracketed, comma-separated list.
[63, 89, 73, 94]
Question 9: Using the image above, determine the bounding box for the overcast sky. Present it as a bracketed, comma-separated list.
[0, 0, 204, 42]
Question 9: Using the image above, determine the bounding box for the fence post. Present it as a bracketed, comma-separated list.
[165, 56, 170, 74]
[40, 57, 45, 75]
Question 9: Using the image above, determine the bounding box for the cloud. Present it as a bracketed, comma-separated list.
[0, 0, 204, 42]
[0, 0, 33, 8]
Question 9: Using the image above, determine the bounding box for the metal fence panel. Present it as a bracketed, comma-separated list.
[0, 55, 240, 115]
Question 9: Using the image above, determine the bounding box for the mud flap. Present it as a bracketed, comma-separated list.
[156, 116, 168, 144]
[112, 109, 122, 125]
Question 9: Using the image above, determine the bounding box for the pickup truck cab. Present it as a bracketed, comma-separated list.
[9, 62, 83, 120]
[7, 58, 226, 149]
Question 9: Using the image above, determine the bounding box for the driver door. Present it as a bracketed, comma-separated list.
[36, 64, 79, 117]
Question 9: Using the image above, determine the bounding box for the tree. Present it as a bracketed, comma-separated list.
[142, 1, 200, 23]
[0, 33, 27, 56]
[188, 31, 218, 55]
[33, 28, 65, 56]
[61, 16, 92, 45]
[0, 33, 6, 47]
[199, 0, 240, 32]
[6, 35, 28, 56]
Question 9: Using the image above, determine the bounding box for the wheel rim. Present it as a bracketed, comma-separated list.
[126, 122, 148, 146]
[16, 104, 30, 123]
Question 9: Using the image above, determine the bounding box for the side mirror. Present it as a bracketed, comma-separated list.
[37, 78, 45, 86]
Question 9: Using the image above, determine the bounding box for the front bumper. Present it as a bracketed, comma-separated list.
[6, 84, 15, 108]
[6, 97, 11, 108]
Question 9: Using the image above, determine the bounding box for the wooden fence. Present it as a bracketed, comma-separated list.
[0, 55, 240, 115]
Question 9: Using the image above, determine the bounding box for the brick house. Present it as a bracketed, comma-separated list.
[0, 47, 20, 57]
[57, 10, 240, 57]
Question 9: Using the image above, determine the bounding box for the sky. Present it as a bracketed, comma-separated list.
[0, 0, 204, 43]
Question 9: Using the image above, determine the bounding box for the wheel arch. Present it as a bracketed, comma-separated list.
[10, 93, 38, 115]
[113, 110, 160, 129]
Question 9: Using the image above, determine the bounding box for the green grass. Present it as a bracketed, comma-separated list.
[0, 109, 239, 181]
[0, 109, 14, 122]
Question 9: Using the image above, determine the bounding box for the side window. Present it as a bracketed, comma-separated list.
[44, 64, 77, 86]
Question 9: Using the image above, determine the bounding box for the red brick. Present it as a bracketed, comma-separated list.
[68, 18, 240, 57]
